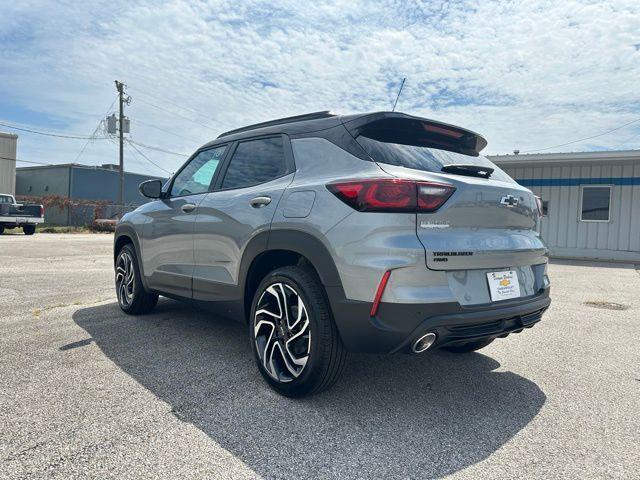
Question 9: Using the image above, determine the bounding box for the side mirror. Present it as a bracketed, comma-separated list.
[139, 179, 163, 199]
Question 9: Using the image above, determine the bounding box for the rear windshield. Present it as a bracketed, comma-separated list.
[356, 136, 513, 183]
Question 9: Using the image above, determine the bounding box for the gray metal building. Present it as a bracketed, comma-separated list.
[16, 163, 166, 225]
[489, 150, 640, 262]
[0, 131, 18, 195]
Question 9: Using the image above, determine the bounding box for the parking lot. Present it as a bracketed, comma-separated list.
[1, 233, 638, 479]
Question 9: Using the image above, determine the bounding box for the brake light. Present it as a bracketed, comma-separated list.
[422, 124, 465, 138]
[327, 179, 455, 213]
[39, 205, 44, 217]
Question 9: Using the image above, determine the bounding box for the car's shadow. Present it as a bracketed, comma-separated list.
[72, 299, 545, 479]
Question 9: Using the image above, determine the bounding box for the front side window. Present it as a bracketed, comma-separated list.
[580, 186, 611, 222]
[221, 137, 287, 189]
[170, 145, 227, 197]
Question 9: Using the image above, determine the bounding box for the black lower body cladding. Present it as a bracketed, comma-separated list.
[326, 286, 551, 354]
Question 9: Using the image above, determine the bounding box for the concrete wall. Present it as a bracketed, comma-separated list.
[0, 132, 17, 195]
[500, 161, 640, 262]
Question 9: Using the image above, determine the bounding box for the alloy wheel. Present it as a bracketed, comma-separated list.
[254, 282, 311, 382]
[115, 251, 135, 308]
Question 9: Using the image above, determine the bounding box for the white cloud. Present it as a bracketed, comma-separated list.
[1, 0, 639, 175]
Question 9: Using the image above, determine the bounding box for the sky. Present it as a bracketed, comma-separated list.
[1, 0, 639, 176]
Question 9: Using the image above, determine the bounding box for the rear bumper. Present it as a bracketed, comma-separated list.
[0, 216, 44, 226]
[327, 286, 550, 354]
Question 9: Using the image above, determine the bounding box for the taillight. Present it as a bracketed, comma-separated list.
[327, 179, 455, 213]
[39, 205, 44, 217]
[535, 196, 544, 217]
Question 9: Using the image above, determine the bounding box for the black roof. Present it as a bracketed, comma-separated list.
[218, 111, 336, 138]
[205, 111, 487, 155]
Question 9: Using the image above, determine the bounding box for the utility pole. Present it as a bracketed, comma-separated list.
[115, 81, 126, 216]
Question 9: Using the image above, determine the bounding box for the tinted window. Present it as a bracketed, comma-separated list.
[0, 195, 13, 204]
[221, 137, 287, 189]
[171, 146, 226, 196]
[581, 186, 611, 221]
[356, 136, 513, 183]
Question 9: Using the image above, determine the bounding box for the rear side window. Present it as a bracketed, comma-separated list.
[0, 195, 13, 204]
[356, 135, 513, 183]
[221, 137, 287, 189]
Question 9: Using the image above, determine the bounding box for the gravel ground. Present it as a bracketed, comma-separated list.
[1, 233, 638, 479]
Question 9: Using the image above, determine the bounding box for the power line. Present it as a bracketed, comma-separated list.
[128, 139, 189, 157]
[134, 96, 218, 131]
[128, 86, 219, 127]
[125, 140, 173, 174]
[0, 121, 108, 140]
[135, 119, 202, 143]
[521, 117, 640, 153]
[0, 155, 54, 166]
[73, 95, 119, 163]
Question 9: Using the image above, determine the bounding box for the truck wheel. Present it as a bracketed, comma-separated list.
[23, 225, 36, 235]
[442, 338, 494, 353]
[115, 244, 158, 314]
[0, 225, 4, 235]
[250, 265, 347, 397]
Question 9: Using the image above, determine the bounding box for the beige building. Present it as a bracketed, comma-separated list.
[490, 150, 640, 263]
[0, 131, 17, 195]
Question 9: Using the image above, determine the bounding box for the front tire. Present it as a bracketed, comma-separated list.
[442, 338, 494, 353]
[115, 244, 158, 314]
[250, 265, 346, 397]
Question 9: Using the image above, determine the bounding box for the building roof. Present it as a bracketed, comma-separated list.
[488, 150, 640, 166]
[16, 162, 165, 178]
[0, 131, 18, 140]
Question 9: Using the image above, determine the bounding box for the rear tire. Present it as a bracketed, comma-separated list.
[442, 338, 494, 353]
[0, 225, 4, 235]
[115, 244, 158, 314]
[23, 225, 36, 235]
[250, 265, 346, 397]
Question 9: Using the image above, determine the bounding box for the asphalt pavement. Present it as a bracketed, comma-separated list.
[1, 233, 638, 479]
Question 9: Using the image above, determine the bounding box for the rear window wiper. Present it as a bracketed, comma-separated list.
[441, 164, 494, 179]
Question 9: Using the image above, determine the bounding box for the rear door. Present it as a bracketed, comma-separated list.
[192, 135, 295, 302]
[142, 145, 228, 297]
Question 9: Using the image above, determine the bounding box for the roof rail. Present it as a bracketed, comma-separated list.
[217, 111, 335, 138]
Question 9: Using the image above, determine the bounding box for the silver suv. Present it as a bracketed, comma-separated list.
[114, 111, 550, 397]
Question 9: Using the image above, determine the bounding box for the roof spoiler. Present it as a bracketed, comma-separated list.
[342, 112, 487, 156]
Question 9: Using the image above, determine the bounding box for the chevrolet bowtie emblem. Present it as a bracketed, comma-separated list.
[500, 195, 518, 207]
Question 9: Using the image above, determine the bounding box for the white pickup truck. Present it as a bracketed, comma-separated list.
[0, 194, 44, 235]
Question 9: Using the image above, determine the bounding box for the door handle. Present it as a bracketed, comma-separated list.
[250, 196, 272, 208]
[181, 203, 196, 213]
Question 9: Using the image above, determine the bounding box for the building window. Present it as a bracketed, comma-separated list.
[580, 186, 611, 222]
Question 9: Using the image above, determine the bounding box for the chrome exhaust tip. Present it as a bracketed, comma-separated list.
[412, 332, 436, 353]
